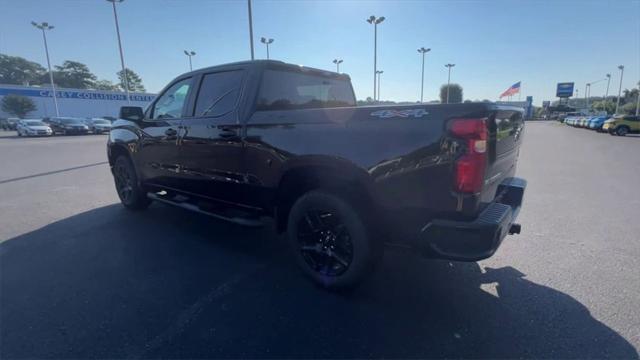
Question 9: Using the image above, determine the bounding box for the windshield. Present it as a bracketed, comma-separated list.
[25, 121, 46, 126]
[92, 120, 110, 124]
[60, 119, 84, 124]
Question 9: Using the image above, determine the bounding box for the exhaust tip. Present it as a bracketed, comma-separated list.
[509, 223, 521, 235]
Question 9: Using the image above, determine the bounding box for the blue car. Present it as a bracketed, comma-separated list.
[587, 116, 610, 131]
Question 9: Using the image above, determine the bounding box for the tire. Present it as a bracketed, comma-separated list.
[113, 155, 151, 210]
[616, 126, 629, 136]
[286, 190, 381, 290]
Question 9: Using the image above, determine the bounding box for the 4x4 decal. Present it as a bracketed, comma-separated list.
[370, 108, 429, 118]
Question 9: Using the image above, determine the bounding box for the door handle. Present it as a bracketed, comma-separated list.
[165, 128, 177, 136]
[219, 127, 238, 139]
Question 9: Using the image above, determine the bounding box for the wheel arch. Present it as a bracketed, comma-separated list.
[274, 157, 378, 233]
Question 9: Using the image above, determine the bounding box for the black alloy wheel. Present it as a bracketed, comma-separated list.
[114, 160, 134, 204]
[113, 155, 150, 210]
[287, 190, 381, 289]
[296, 209, 354, 277]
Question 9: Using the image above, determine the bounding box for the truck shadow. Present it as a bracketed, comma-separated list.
[0, 204, 637, 359]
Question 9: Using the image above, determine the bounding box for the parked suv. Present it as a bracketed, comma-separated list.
[603, 115, 640, 136]
[108, 60, 527, 289]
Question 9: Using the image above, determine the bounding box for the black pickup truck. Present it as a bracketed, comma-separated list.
[108, 60, 526, 289]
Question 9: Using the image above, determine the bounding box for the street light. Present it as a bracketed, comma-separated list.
[260, 37, 274, 59]
[366, 15, 385, 101]
[31, 21, 59, 117]
[417, 47, 431, 103]
[106, 0, 130, 103]
[247, 0, 254, 60]
[445, 63, 455, 104]
[332, 59, 343, 73]
[183, 50, 196, 71]
[615, 65, 624, 114]
[376, 70, 384, 101]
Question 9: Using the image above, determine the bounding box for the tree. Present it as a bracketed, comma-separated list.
[592, 100, 615, 114]
[1, 94, 37, 118]
[622, 101, 638, 115]
[93, 79, 121, 91]
[439, 83, 463, 103]
[117, 68, 145, 92]
[41, 60, 97, 89]
[0, 54, 46, 85]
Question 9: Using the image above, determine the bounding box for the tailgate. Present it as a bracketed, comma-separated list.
[482, 108, 525, 204]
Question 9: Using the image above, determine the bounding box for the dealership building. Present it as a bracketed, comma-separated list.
[0, 84, 156, 118]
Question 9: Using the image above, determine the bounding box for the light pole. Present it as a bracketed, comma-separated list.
[31, 21, 59, 117]
[636, 81, 640, 116]
[585, 83, 590, 109]
[248, 0, 254, 60]
[417, 47, 430, 103]
[604, 73, 611, 104]
[260, 37, 274, 59]
[587, 77, 607, 112]
[445, 63, 455, 104]
[332, 59, 343, 73]
[376, 70, 383, 101]
[366, 15, 385, 101]
[615, 65, 624, 114]
[106, 0, 130, 103]
[183, 50, 196, 71]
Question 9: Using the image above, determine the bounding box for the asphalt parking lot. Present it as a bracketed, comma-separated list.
[1, 122, 639, 358]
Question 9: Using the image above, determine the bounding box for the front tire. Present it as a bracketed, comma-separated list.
[286, 190, 381, 290]
[616, 126, 629, 136]
[113, 155, 151, 210]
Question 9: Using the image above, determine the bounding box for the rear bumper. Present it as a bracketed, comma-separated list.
[419, 177, 526, 261]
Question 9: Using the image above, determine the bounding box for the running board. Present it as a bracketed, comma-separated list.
[147, 192, 264, 227]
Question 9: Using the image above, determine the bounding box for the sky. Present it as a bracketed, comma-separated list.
[1, 0, 639, 105]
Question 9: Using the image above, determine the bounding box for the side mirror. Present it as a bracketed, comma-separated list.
[119, 106, 144, 122]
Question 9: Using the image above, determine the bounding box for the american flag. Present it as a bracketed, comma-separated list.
[499, 82, 521, 98]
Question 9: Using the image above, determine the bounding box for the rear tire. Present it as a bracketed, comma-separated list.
[113, 155, 151, 211]
[286, 190, 381, 290]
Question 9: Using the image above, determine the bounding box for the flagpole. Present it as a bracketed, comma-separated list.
[518, 81, 522, 101]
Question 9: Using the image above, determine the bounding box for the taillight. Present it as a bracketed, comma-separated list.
[449, 118, 487, 194]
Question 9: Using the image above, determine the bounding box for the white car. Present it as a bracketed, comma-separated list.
[16, 119, 53, 137]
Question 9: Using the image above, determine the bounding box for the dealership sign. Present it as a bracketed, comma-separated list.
[556, 82, 574, 98]
[0, 87, 155, 102]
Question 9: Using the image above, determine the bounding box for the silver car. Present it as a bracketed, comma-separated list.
[84, 118, 113, 134]
[16, 119, 53, 137]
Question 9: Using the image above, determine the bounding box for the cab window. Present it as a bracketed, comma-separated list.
[151, 78, 192, 120]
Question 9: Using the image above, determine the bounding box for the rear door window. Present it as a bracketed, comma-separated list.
[256, 69, 355, 111]
[193, 70, 244, 118]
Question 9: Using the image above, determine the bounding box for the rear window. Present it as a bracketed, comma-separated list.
[194, 70, 244, 117]
[256, 69, 355, 111]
